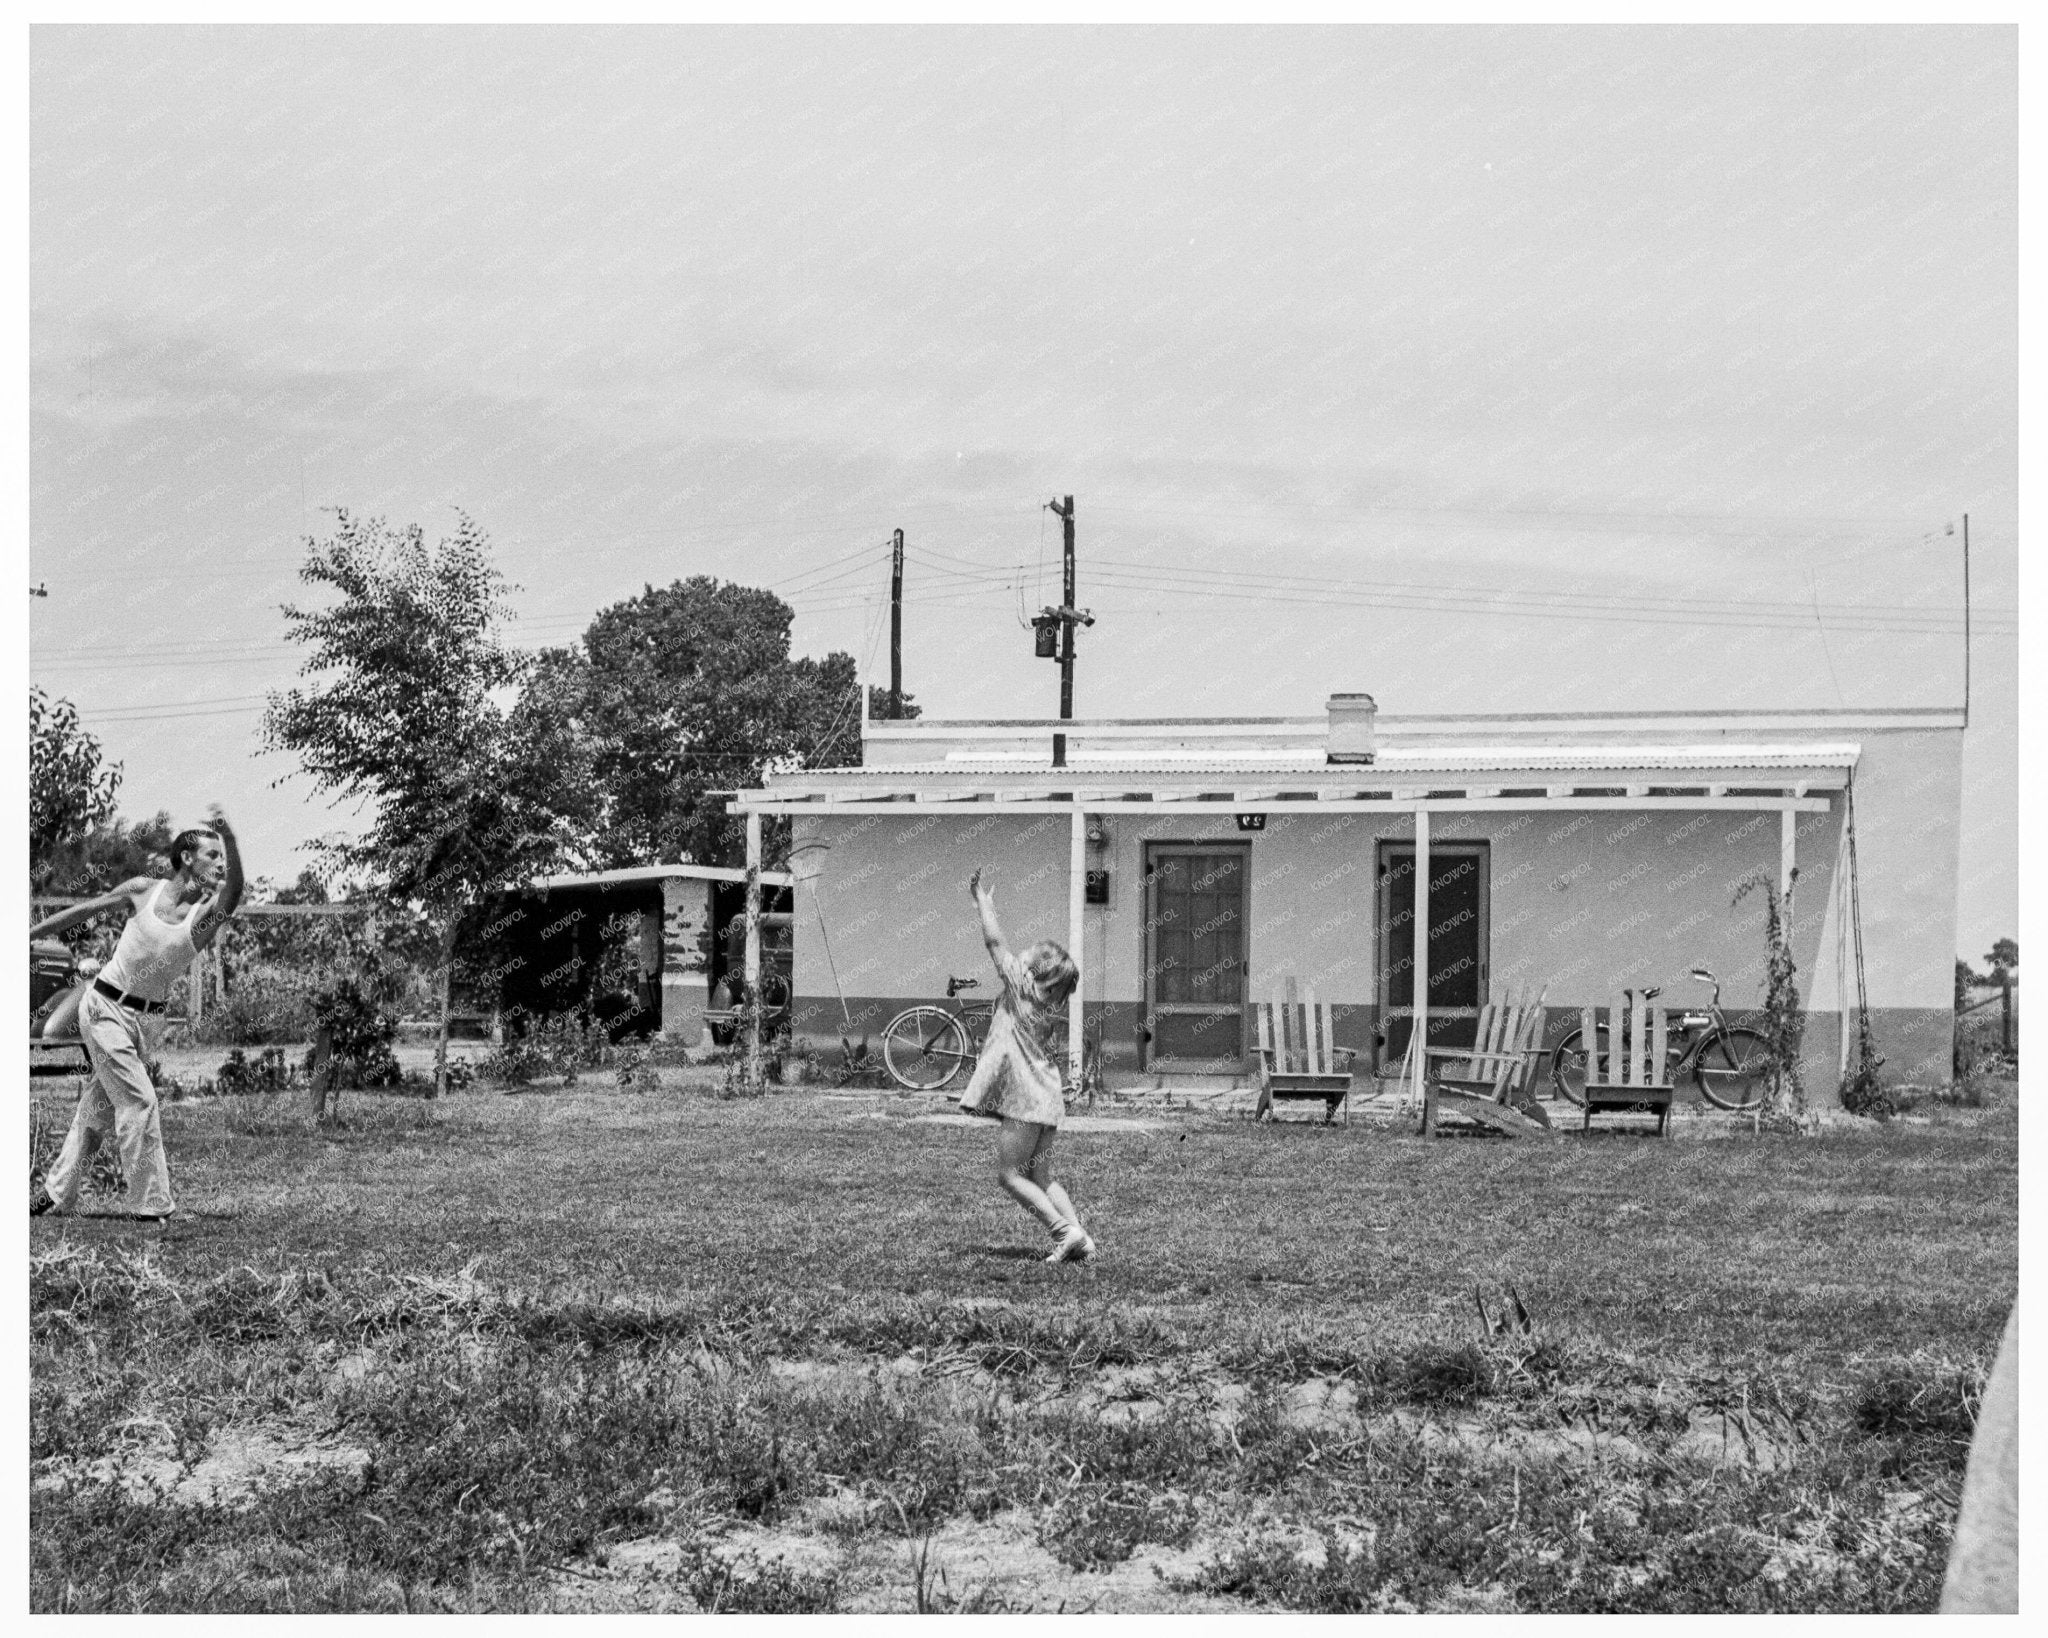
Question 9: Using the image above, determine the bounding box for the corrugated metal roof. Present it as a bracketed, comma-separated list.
[759, 742, 1858, 788]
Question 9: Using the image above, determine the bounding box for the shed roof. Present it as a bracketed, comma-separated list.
[534, 863, 795, 890]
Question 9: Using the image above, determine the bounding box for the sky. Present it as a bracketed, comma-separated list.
[26, 25, 2017, 956]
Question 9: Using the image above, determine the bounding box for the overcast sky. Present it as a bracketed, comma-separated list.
[27, 25, 2016, 954]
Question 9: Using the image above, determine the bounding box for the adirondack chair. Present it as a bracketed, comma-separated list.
[1579, 992, 1675, 1135]
[1421, 989, 1555, 1139]
[1254, 980, 1356, 1124]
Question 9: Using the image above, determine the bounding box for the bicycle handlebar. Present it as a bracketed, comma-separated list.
[946, 975, 981, 997]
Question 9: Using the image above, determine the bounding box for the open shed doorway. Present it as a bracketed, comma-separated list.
[1375, 840, 1490, 1071]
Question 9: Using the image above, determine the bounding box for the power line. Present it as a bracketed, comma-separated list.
[898, 547, 2011, 637]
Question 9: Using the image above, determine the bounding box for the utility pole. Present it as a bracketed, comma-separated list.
[1038, 496, 1092, 767]
[889, 528, 904, 719]
[1962, 513, 1971, 730]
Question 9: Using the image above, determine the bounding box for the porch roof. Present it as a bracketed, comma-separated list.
[729, 739, 1857, 814]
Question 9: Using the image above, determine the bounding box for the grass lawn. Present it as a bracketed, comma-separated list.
[30, 1062, 2017, 1613]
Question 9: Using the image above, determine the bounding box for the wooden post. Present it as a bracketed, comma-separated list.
[745, 808, 763, 1091]
[889, 528, 904, 718]
[433, 917, 458, 1099]
[1835, 812, 1852, 1080]
[1412, 806, 1430, 1084]
[1069, 807, 1087, 1087]
[1780, 808, 1797, 937]
[2001, 974, 2011, 1056]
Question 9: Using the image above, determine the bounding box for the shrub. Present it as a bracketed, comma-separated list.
[215, 1047, 297, 1096]
[190, 961, 318, 1046]
[478, 1010, 617, 1089]
[309, 977, 403, 1089]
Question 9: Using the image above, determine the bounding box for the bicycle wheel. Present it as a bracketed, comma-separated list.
[1689, 1026, 1773, 1111]
[882, 1006, 974, 1092]
[1548, 1025, 1608, 1107]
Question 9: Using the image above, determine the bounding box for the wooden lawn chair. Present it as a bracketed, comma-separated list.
[1421, 988, 1555, 1139]
[1579, 992, 1674, 1135]
[1254, 979, 1356, 1124]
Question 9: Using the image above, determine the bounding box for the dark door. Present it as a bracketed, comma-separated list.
[1376, 841, 1489, 1069]
[1143, 843, 1250, 1070]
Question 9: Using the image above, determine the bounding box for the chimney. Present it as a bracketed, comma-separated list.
[1327, 693, 1377, 763]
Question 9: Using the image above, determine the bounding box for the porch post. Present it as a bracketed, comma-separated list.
[745, 809, 763, 1089]
[1835, 813, 1851, 1079]
[1412, 805, 1430, 1080]
[1069, 806, 1087, 1085]
[1780, 808, 1796, 934]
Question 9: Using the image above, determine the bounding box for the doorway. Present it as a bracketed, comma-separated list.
[1142, 841, 1250, 1070]
[1375, 840, 1490, 1070]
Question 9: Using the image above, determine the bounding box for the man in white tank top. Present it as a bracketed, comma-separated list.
[30, 814, 244, 1222]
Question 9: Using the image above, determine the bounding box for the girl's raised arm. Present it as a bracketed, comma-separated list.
[969, 870, 1006, 954]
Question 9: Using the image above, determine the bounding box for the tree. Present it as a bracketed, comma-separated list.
[30, 687, 123, 887]
[867, 684, 922, 722]
[273, 867, 330, 905]
[1984, 938, 2018, 985]
[34, 810, 175, 899]
[263, 510, 600, 1094]
[558, 578, 862, 870]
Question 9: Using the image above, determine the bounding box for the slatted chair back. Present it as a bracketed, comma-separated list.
[1259, 977, 1341, 1076]
[1453, 988, 1548, 1100]
[1581, 993, 1671, 1091]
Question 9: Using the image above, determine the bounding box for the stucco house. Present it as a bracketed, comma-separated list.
[728, 694, 1963, 1098]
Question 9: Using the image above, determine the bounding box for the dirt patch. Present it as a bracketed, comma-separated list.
[553, 1504, 1244, 1614]
[34, 1418, 371, 1509]
[912, 1113, 1166, 1134]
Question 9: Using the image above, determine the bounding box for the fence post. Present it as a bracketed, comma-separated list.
[2001, 976, 2012, 1056]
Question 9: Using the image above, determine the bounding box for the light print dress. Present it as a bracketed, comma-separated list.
[956, 946, 1067, 1128]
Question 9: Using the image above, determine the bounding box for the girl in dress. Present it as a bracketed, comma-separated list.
[956, 870, 1095, 1263]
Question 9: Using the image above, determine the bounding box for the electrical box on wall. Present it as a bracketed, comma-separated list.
[1084, 869, 1110, 905]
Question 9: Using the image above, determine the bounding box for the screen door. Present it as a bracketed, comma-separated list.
[1142, 842, 1250, 1070]
[1375, 841, 1490, 1069]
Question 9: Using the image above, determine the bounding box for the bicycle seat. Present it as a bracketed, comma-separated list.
[1637, 986, 1663, 1002]
[945, 975, 982, 997]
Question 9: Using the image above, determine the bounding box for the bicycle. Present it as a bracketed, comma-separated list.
[1549, 965, 1773, 1112]
[880, 976, 1105, 1098]
[881, 976, 993, 1091]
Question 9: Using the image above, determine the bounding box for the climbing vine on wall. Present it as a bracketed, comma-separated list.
[1733, 870, 1807, 1131]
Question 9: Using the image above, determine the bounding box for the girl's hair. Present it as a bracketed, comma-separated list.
[1021, 940, 1079, 1005]
[168, 829, 220, 873]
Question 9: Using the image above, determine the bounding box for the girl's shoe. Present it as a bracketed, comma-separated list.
[1047, 1223, 1095, 1264]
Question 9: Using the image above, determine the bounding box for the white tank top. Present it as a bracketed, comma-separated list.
[100, 881, 204, 1003]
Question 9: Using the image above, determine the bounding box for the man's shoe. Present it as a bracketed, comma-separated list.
[1046, 1223, 1091, 1264]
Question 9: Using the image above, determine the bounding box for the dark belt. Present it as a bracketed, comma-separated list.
[93, 977, 167, 1015]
